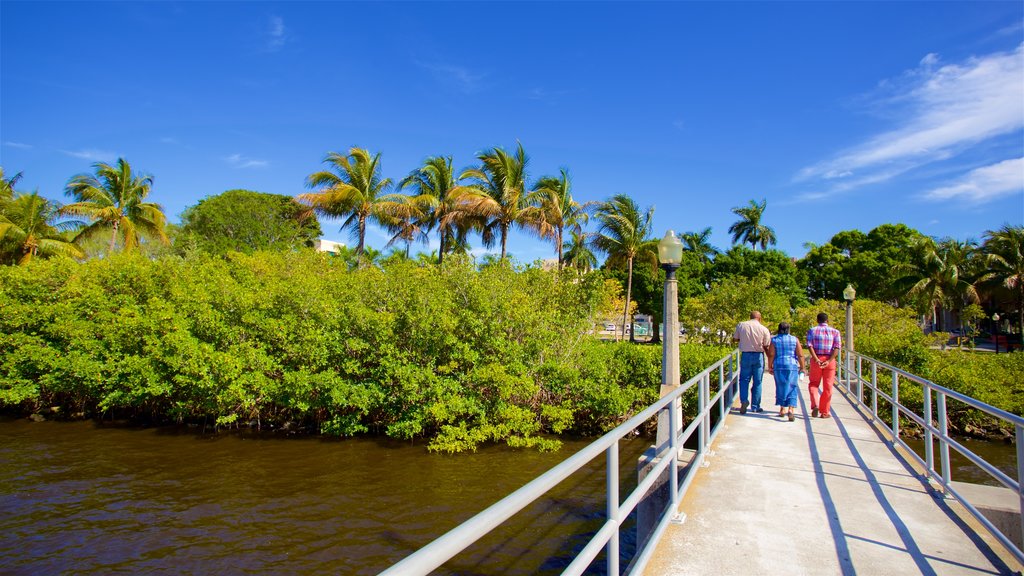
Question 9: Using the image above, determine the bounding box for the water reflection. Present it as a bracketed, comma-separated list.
[0, 419, 649, 575]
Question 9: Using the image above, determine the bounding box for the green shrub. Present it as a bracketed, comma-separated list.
[0, 251, 734, 451]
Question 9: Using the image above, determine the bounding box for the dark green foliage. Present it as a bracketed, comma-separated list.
[710, 246, 808, 308]
[177, 189, 322, 255]
[0, 252, 730, 452]
[799, 224, 924, 303]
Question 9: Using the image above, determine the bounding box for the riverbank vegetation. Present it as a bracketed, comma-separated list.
[0, 252, 728, 452]
[2, 150, 1022, 446]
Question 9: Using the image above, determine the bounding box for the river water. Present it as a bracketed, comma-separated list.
[0, 419, 651, 575]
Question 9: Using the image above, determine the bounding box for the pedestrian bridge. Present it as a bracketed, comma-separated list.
[380, 350, 1024, 575]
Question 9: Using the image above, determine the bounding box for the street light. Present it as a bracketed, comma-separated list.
[993, 313, 1000, 354]
[843, 284, 856, 351]
[843, 283, 856, 386]
[656, 231, 683, 451]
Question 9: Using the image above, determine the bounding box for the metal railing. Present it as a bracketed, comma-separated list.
[379, 350, 740, 576]
[837, 348, 1024, 564]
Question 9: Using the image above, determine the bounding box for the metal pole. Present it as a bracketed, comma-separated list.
[656, 264, 680, 452]
[857, 355, 863, 404]
[669, 394, 679, 512]
[1017, 423, 1023, 549]
[846, 299, 854, 388]
[871, 362, 878, 421]
[606, 443, 619, 576]
[938, 393, 951, 490]
[924, 386, 934, 474]
[702, 374, 710, 451]
[698, 374, 707, 457]
[892, 372, 900, 440]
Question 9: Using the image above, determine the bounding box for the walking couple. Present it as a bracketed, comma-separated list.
[732, 311, 841, 421]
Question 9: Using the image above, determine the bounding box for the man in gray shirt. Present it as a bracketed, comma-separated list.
[733, 311, 771, 414]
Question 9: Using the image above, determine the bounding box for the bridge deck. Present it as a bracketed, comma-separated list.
[643, 374, 1021, 576]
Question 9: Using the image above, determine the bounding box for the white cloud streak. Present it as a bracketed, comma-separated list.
[795, 43, 1024, 194]
[61, 148, 118, 162]
[267, 16, 288, 51]
[922, 157, 1024, 202]
[225, 153, 268, 169]
[417, 61, 486, 94]
[3, 141, 32, 149]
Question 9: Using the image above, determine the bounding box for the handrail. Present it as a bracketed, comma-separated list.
[836, 349, 1024, 565]
[379, 350, 740, 576]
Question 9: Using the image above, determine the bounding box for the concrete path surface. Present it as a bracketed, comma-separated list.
[643, 373, 1022, 576]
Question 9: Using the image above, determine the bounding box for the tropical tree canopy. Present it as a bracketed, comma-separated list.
[397, 155, 480, 265]
[178, 189, 322, 255]
[593, 194, 657, 341]
[532, 168, 592, 268]
[459, 142, 535, 260]
[980, 224, 1024, 335]
[900, 237, 980, 330]
[62, 158, 169, 253]
[297, 147, 406, 260]
[728, 198, 776, 250]
[680, 227, 718, 264]
[0, 191, 84, 265]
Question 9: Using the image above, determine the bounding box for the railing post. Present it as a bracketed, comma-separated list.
[871, 362, 878, 421]
[938, 393, 951, 491]
[606, 442, 619, 576]
[924, 386, 934, 474]
[718, 363, 724, 423]
[857, 355, 863, 405]
[703, 374, 711, 452]
[698, 374, 707, 458]
[1017, 423, 1024, 550]
[892, 372, 900, 440]
[669, 392, 680, 513]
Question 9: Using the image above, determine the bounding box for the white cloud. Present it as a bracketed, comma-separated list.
[922, 157, 1024, 202]
[225, 153, 268, 169]
[159, 137, 178, 145]
[61, 148, 118, 162]
[2, 141, 32, 149]
[796, 44, 1024, 192]
[267, 16, 288, 51]
[417, 61, 486, 94]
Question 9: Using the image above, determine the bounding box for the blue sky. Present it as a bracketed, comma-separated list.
[2, 1, 1022, 263]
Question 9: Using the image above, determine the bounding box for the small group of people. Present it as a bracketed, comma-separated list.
[732, 311, 842, 422]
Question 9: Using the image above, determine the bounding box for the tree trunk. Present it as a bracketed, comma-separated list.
[621, 257, 634, 343]
[438, 230, 446, 266]
[556, 227, 563, 270]
[500, 223, 509, 261]
[109, 220, 119, 253]
[356, 215, 366, 258]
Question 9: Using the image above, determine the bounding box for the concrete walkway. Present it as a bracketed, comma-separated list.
[643, 374, 1022, 576]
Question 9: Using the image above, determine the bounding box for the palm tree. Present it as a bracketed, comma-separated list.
[0, 191, 84, 265]
[398, 156, 480, 265]
[298, 148, 407, 261]
[459, 142, 534, 261]
[1, 168, 22, 204]
[62, 158, 168, 253]
[681, 227, 718, 264]
[532, 169, 594, 268]
[901, 237, 979, 331]
[728, 199, 776, 250]
[592, 194, 657, 341]
[980, 224, 1024, 336]
[563, 230, 598, 273]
